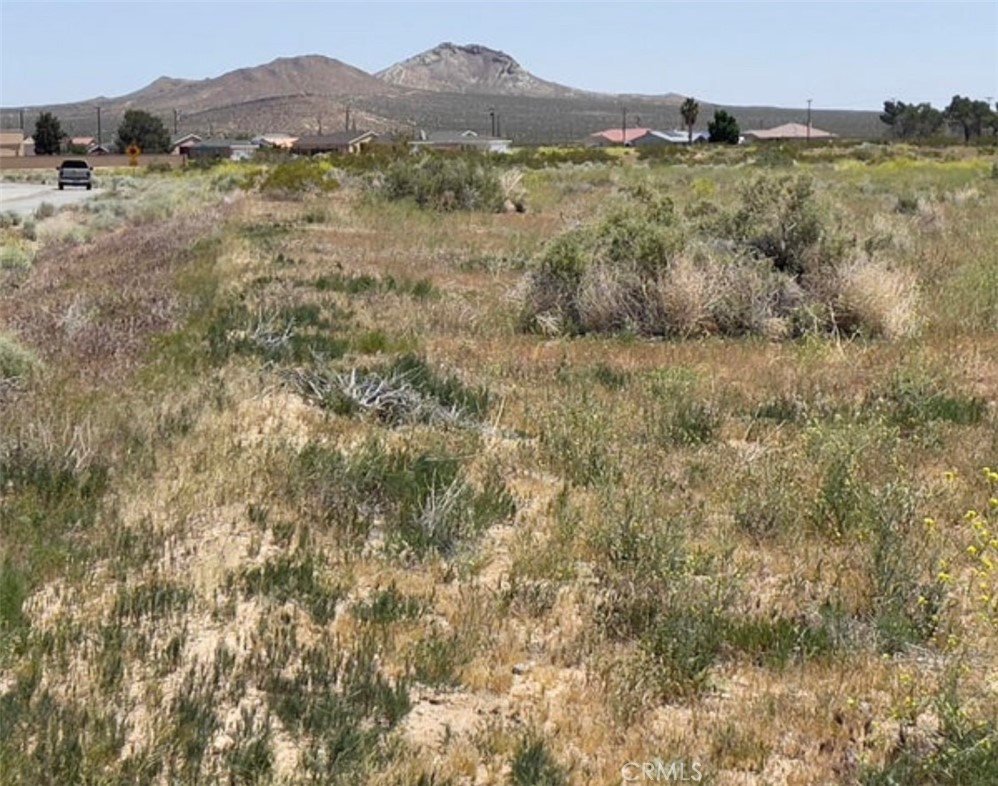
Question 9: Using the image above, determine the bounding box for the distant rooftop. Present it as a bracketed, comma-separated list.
[744, 122, 836, 140]
[590, 127, 654, 144]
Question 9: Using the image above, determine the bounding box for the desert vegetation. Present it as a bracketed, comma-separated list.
[1, 143, 997, 785]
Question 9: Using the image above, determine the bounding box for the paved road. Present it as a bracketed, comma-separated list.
[0, 181, 100, 217]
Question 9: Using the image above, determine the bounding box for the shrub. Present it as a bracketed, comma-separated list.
[510, 735, 570, 786]
[723, 175, 837, 278]
[379, 154, 503, 211]
[0, 333, 40, 381]
[0, 244, 33, 272]
[292, 440, 514, 558]
[829, 259, 920, 339]
[259, 159, 339, 198]
[517, 175, 919, 342]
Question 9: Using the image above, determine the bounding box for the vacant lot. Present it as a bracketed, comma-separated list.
[1, 146, 997, 785]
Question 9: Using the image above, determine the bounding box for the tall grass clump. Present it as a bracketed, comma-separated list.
[378, 154, 503, 212]
[518, 174, 921, 340]
[0, 333, 40, 382]
[292, 439, 514, 558]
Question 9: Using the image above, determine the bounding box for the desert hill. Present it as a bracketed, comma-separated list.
[0, 44, 885, 143]
[375, 42, 592, 99]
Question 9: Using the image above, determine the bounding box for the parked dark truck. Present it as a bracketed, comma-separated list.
[57, 159, 93, 190]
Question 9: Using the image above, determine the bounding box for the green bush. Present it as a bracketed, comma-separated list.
[510, 735, 570, 786]
[519, 175, 918, 341]
[259, 159, 339, 198]
[0, 333, 40, 381]
[379, 154, 503, 211]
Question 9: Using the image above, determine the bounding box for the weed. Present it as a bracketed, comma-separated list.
[352, 582, 428, 624]
[862, 683, 998, 785]
[233, 555, 345, 624]
[867, 371, 985, 434]
[204, 301, 348, 365]
[408, 629, 469, 687]
[312, 271, 437, 299]
[292, 440, 513, 558]
[0, 437, 109, 582]
[0, 333, 40, 381]
[510, 734, 569, 786]
[264, 635, 410, 779]
[112, 578, 193, 622]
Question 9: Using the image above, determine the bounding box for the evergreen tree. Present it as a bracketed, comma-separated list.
[33, 112, 65, 155]
[707, 109, 740, 144]
[944, 95, 994, 143]
[115, 109, 171, 154]
[880, 100, 944, 139]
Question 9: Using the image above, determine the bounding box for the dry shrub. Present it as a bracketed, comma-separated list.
[832, 259, 920, 339]
[645, 255, 718, 337]
[714, 254, 792, 336]
[576, 263, 644, 333]
[916, 200, 946, 233]
[518, 175, 924, 342]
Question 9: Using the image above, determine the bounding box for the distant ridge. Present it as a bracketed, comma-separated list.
[0, 46, 885, 143]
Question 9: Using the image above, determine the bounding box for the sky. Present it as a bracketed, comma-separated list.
[1, 1, 996, 112]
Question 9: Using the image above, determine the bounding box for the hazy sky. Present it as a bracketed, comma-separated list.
[1, 1, 996, 111]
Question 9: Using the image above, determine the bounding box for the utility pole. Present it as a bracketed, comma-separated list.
[96, 106, 102, 146]
[173, 108, 179, 136]
[621, 106, 627, 146]
[806, 98, 812, 142]
[489, 107, 495, 137]
[19, 108, 24, 130]
[344, 106, 350, 132]
[496, 112, 501, 138]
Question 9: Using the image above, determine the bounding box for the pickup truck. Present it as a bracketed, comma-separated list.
[57, 159, 93, 190]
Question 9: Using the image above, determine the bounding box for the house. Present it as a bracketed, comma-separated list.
[292, 131, 378, 155]
[251, 133, 298, 150]
[68, 136, 96, 151]
[171, 133, 203, 156]
[632, 129, 710, 145]
[742, 123, 837, 142]
[186, 139, 259, 161]
[0, 129, 31, 157]
[409, 130, 512, 154]
[587, 127, 656, 147]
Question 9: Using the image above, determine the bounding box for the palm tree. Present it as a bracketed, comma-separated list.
[681, 97, 700, 144]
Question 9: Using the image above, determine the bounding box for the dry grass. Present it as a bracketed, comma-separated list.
[2, 151, 997, 785]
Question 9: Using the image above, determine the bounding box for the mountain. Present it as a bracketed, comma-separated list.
[116, 55, 391, 114]
[376, 42, 591, 99]
[0, 47, 885, 143]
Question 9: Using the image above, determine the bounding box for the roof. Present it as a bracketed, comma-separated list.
[294, 131, 377, 148]
[645, 130, 710, 143]
[190, 139, 259, 149]
[743, 123, 836, 140]
[171, 133, 203, 145]
[590, 127, 654, 144]
[0, 130, 25, 144]
[413, 131, 511, 146]
[70, 136, 96, 146]
[252, 133, 298, 147]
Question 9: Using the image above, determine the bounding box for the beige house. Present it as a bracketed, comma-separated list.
[0, 130, 32, 157]
[743, 123, 837, 141]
